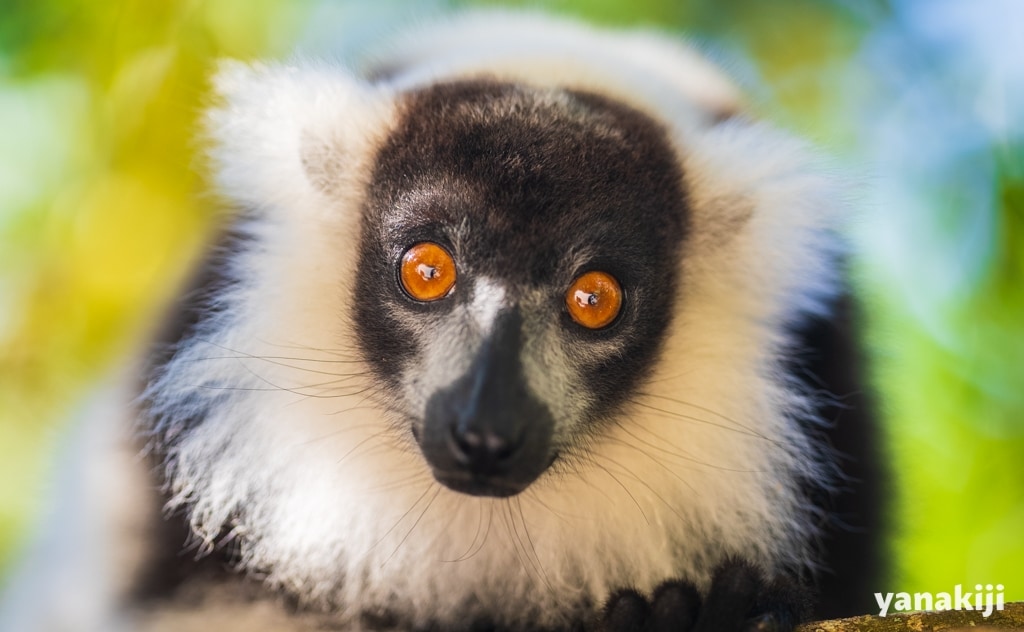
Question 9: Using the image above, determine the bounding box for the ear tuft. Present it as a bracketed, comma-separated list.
[205, 59, 393, 214]
[680, 118, 847, 324]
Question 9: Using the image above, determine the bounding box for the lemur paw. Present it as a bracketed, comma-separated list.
[597, 559, 809, 632]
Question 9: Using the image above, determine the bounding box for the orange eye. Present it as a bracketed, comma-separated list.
[565, 271, 622, 329]
[400, 242, 457, 301]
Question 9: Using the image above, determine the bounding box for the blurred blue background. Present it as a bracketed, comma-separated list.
[1, 0, 1021, 605]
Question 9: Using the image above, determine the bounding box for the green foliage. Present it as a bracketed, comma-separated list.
[0, 0, 304, 576]
[875, 141, 1024, 594]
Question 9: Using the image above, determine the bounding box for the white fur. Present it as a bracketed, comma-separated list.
[366, 11, 742, 128]
[4, 13, 845, 632]
[469, 277, 507, 335]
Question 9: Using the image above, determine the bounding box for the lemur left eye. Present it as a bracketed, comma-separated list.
[400, 242, 457, 301]
[565, 271, 622, 329]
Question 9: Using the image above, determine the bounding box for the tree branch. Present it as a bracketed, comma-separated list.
[797, 602, 1024, 631]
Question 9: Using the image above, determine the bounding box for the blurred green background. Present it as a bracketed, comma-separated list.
[1, 0, 1022, 606]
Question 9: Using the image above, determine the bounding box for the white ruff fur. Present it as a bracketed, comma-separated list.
[142, 13, 842, 630]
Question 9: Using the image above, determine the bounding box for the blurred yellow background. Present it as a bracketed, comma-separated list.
[1, 0, 1022, 603]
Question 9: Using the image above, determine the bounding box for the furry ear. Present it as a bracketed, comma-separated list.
[678, 118, 845, 324]
[205, 60, 394, 216]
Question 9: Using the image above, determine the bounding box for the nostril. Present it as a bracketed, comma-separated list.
[449, 425, 481, 462]
[448, 424, 522, 469]
[489, 433, 517, 461]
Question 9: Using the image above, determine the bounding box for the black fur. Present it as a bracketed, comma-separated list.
[787, 292, 888, 619]
[138, 222, 254, 441]
[129, 223, 255, 607]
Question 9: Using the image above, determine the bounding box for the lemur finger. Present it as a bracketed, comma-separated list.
[692, 558, 762, 632]
[647, 580, 701, 632]
[599, 589, 649, 632]
[745, 574, 810, 632]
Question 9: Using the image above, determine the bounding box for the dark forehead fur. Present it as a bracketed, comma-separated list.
[368, 80, 686, 282]
[355, 79, 689, 415]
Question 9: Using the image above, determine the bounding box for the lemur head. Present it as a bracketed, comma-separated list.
[354, 81, 686, 497]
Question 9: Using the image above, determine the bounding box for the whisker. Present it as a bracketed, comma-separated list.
[335, 431, 392, 466]
[465, 502, 496, 563]
[602, 435, 698, 495]
[639, 367, 700, 385]
[295, 422, 387, 446]
[230, 361, 375, 400]
[635, 392, 765, 434]
[612, 423, 759, 474]
[443, 500, 488, 563]
[588, 459, 650, 526]
[184, 354, 365, 366]
[382, 484, 442, 568]
[378, 483, 438, 565]
[283, 383, 378, 403]
[275, 374, 367, 391]
[364, 472, 434, 495]
[324, 404, 386, 417]
[597, 454, 687, 525]
[370, 483, 433, 552]
[520, 491, 575, 525]
[501, 500, 535, 583]
[255, 337, 363, 359]
[195, 337, 359, 363]
[514, 496, 553, 594]
[629, 398, 781, 447]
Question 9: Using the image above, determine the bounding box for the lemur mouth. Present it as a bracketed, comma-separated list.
[431, 471, 529, 498]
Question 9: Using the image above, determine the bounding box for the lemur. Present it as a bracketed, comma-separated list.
[0, 12, 885, 632]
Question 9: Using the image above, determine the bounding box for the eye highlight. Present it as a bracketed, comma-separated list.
[400, 242, 457, 301]
[565, 271, 622, 329]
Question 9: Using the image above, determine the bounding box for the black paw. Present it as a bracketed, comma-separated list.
[597, 559, 810, 632]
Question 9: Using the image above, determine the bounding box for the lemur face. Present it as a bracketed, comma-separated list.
[354, 81, 687, 497]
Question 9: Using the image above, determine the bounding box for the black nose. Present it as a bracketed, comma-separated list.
[447, 424, 523, 471]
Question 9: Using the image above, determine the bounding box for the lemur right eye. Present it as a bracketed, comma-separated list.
[400, 242, 457, 301]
